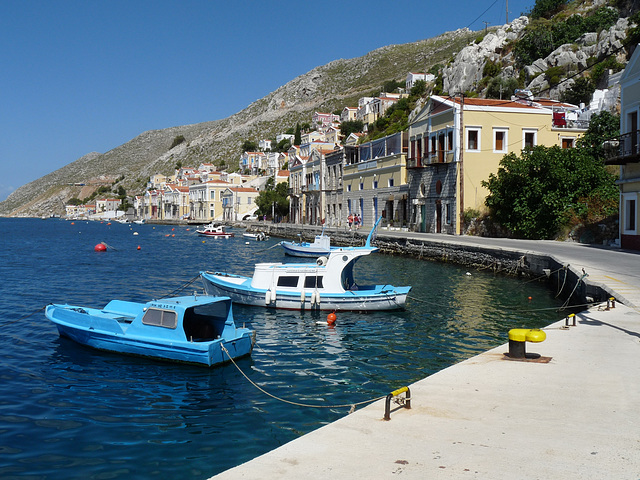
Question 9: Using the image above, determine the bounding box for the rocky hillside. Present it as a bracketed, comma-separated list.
[2, 0, 637, 217]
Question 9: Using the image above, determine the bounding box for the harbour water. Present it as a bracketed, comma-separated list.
[0, 218, 565, 479]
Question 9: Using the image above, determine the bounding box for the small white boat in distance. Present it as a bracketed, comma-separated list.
[200, 217, 411, 311]
[281, 228, 333, 257]
[196, 223, 234, 238]
[243, 231, 269, 241]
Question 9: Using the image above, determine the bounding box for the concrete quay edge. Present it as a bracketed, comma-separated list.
[212, 303, 640, 479]
[210, 233, 640, 479]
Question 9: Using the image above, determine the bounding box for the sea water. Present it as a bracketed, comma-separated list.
[0, 218, 565, 479]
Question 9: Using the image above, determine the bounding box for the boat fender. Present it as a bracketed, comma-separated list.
[310, 291, 317, 305]
[265, 289, 272, 305]
[315, 292, 321, 306]
[300, 291, 305, 304]
[316, 256, 328, 266]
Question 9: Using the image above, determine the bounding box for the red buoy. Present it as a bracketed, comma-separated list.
[137, 245, 141, 250]
[94, 243, 107, 252]
[327, 312, 337, 325]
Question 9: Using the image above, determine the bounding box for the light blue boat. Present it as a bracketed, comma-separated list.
[45, 295, 255, 367]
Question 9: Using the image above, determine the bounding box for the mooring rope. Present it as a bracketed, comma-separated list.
[255, 241, 284, 254]
[158, 274, 204, 299]
[0, 305, 49, 328]
[221, 344, 385, 411]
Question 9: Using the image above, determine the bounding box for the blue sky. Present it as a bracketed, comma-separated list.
[0, 0, 534, 202]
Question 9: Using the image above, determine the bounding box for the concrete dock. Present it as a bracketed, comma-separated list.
[211, 238, 640, 479]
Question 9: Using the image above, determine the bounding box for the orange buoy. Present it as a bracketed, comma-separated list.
[94, 243, 107, 252]
[528, 296, 532, 301]
[327, 312, 337, 325]
[137, 246, 141, 250]
[171, 228, 175, 231]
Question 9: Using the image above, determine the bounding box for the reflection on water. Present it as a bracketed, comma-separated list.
[0, 218, 564, 479]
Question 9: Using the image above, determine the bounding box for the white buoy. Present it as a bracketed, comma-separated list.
[300, 291, 305, 304]
[133, 232, 139, 236]
[265, 289, 272, 305]
[315, 291, 321, 306]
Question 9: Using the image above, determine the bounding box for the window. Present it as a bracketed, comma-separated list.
[304, 276, 324, 288]
[388, 178, 394, 187]
[445, 203, 451, 225]
[277, 276, 299, 287]
[624, 194, 637, 233]
[493, 128, 508, 153]
[210, 191, 215, 200]
[373, 180, 378, 189]
[467, 128, 480, 151]
[142, 308, 177, 329]
[359, 182, 364, 190]
[347, 184, 351, 192]
[561, 137, 575, 149]
[523, 129, 537, 149]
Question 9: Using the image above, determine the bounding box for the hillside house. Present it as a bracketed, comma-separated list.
[312, 112, 340, 129]
[406, 72, 435, 91]
[341, 107, 358, 123]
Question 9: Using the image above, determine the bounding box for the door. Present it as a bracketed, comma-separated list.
[436, 201, 442, 233]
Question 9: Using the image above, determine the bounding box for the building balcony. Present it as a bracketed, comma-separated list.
[604, 131, 640, 165]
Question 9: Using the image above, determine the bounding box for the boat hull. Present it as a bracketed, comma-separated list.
[281, 242, 331, 257]
[200, 272, 410, 312]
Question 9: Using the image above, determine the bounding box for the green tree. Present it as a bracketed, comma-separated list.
[241, 139, 258, 152]
[577, 111, 620, 160]
[169, 135, 186, 150]
[340, 120, 364, 140]
[294, 123, 302, 146]
[528, 0, 568, 20]
[410, 80, 427, 97]
[255, 178, 290, 218]
[561, 77, 595, 106]
[482, 146, 617, 239]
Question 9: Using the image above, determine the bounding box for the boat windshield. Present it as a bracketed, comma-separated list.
[183, 301, 230, 342]
[341, 262, 356, 290]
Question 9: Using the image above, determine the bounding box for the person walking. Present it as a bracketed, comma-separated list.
[348, 213, 353, 231]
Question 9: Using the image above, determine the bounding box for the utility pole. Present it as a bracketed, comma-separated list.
[483, 21, 490, 32]
[506, 0, 509, 24]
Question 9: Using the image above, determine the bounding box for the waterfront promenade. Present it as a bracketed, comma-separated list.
[211, 235, 640, 479]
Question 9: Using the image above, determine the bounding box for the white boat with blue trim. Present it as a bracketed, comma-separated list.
[45, 294, 255, 367]
[280, 227, 333, 257]
[200, 218, 411, 311]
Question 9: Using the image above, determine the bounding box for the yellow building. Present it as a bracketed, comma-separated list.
[408, 95, 586, 234]
[189, 180, 233, 221]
